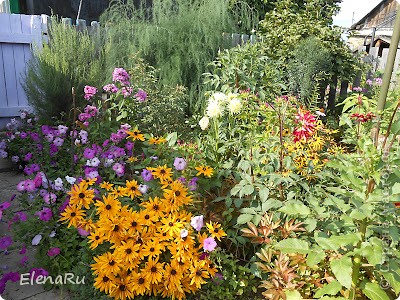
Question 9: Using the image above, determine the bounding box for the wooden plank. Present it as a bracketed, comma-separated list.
[30, 15, 42, 51]
[9, 14, 27, 108]
[0, 44, 8, 112]
[0, 13, 11, 34]
[2, 43, 18, 108]
[0, 33, 34, 44]
[379, 48, 389, 71]
[0, 106, 31, 117]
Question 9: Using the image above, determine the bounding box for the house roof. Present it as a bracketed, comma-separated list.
[349, 0, 399, 30]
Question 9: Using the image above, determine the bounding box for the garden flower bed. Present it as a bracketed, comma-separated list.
[0, 63, 399, 300]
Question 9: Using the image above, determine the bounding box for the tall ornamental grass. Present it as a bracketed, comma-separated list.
[100, 0, 257, 113]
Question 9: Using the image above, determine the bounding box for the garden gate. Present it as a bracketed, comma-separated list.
[0, 14, 99, 129]
[0, 13, 46, 123]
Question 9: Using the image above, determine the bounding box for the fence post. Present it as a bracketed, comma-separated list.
[62, 17, 72, 26]
[76, 19, 87, 32]
[30, 14, 43, 51]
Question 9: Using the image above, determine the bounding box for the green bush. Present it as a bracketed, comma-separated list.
[23, 18, 105, 123]
[202, 42, 284, 110]
[286, 37, 333, 105]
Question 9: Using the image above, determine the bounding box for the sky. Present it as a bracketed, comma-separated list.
[333, 0, 383, 28]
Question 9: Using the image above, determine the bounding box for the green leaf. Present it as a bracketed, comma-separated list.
[359, 238, 383, 266]
[316, 233, 361, 250]
[285, 290, 302, 300]
[261, 199, 282, 211]
[275, 238, 309, 254]
[237, 214, 254, 225]
[393, 182, 400, 195]
[166, 132, 178, 146]
[314, 280, 342, 298]
[240, 184, 254, 197]
[238, 160, 251, 172]
[361, 282, 391, 300]
[382, 270, 400, 294]
[230, 185, 241, 196]
[307, 248, 326, 267]
[279, 200, 310, 216]
[330, 256, 353, 289]
[259, 187, 269, 202]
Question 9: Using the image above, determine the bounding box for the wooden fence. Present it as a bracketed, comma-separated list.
[0, 14, 100, 128]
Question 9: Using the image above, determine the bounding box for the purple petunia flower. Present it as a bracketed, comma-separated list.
[203, 237, 217, 252]
[190, 215, 204, 231]
[141, 169, 153, 182]
[47, 247, 61, 257]
[0, 202, 11, 211]
[53, 137, 64, 147]
[83, 148, 96, 159]
[29, 268, 49, 280]
[24, 152, 33, 161]
[24, 179, 36, 192]
[173, 157, 187, 171]
[12, 211, 27, 222]
[188, 177, 199, 191]
[0, 236, 13, 249]
[35, 207, 52, 222]
[112, 163, 125, 177]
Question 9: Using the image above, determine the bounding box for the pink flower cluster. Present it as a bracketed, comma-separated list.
[112, 67, 131, 85]
[84, 85, 97, 101]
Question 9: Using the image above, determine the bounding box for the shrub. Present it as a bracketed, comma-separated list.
[23, 18, 105, 122]
[286, 37, 333, 105]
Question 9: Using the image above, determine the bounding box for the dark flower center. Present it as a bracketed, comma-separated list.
[103, 276, 109, 282]
[126, 248, 132, 254]
[214, 228, 219, 233]
[171, 269, 177, 275]
[160, 170, 166, 174]
[138, 278, 145, 284]
[119, 284, 126, 291]
[153, 205, 159, 210]
[151, 266, 157, 272]
[71, 212, 76, 217]
[169, 222, 173, 227]
[78, 193, 85, 198]
[105, 204, 112, 210]
[113, 225, 119, 232]
[131, 221, 137, 227]
[174, 191, 180, 196]
[145, 215, 150, 220]
[95, 236, 100, 240]
[109, 260, 115, 266]
[196, 270, 202, 276]
[150, 247, 155, 252]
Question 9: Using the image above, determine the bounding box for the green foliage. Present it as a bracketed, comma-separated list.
[258, 0, 356, 87]
[191, 250, 261, 300]
[100, 0, 256, 114]
[23, 18, 105, 122]
[102, 57, 189, 135]
[287, 37, 333, 105]
[202, 42, 284, 111]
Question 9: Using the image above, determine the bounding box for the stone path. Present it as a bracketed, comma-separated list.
[0, 159, 68, 300]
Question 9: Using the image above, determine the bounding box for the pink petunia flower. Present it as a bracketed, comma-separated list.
[203, 237, 217, 252]
[47, 247, 61, 257]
